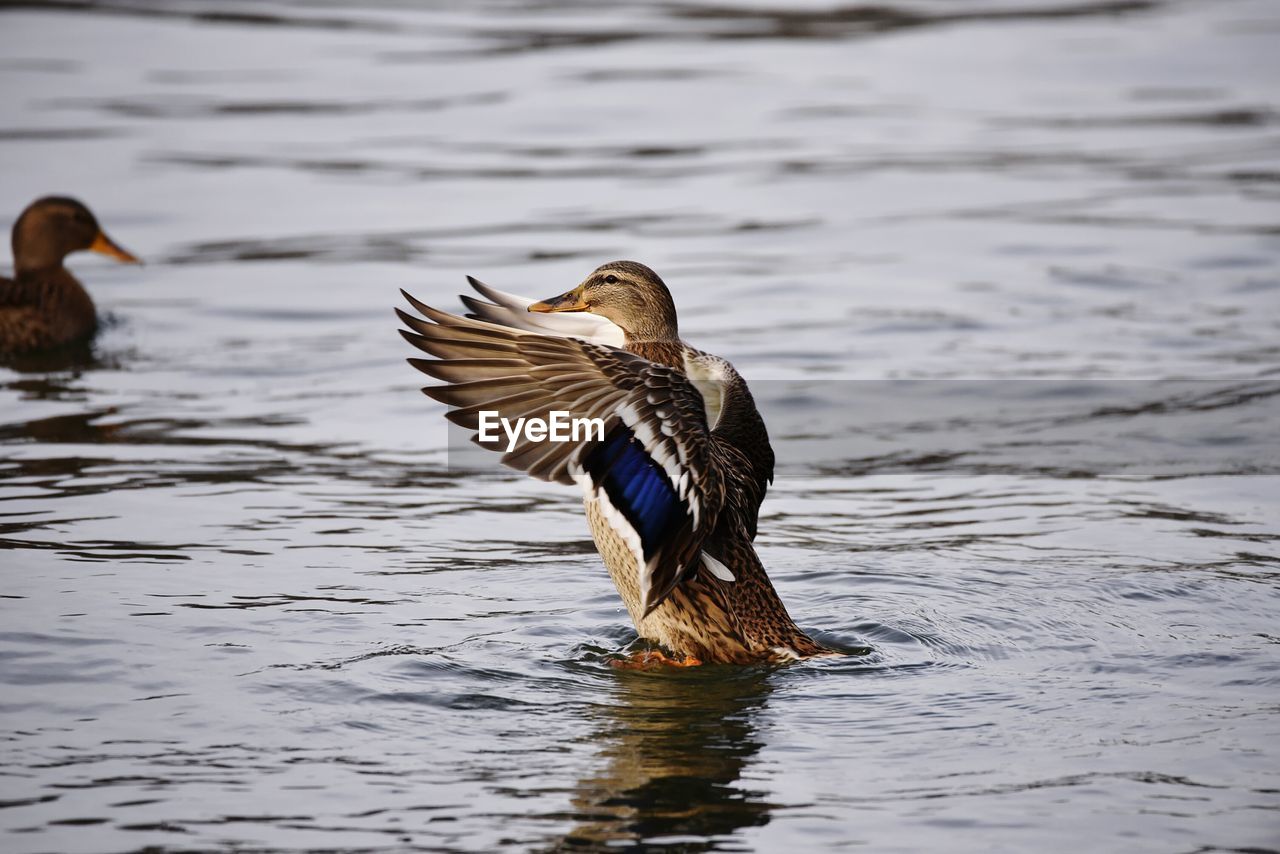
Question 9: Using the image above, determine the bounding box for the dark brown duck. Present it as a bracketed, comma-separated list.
[1, 196, 139, 355]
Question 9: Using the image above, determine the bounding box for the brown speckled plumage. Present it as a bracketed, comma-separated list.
[587, 499, 828, 663]
[0, 268, 98, 355]
[400, 261, 833, 664]
[1, 196, 138, 356]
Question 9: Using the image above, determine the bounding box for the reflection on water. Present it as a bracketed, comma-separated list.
[2, 0, 1279, 851]
[557, 669, 775, 851]
[0, 340, 102, 377]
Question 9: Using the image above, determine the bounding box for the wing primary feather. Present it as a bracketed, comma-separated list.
[398, 290, 741, 618]
[412, 358, 531, 383]
[426, 384, 543, 410]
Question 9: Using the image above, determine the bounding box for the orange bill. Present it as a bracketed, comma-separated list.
[528, 286, 588, 313]
[90, 230, 141, 264]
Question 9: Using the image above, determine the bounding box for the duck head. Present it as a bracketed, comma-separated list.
[11, 196, 139, 274]
[529, 260, 679, 343]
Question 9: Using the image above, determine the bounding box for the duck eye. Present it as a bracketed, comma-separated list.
[603, 274, 619, 285]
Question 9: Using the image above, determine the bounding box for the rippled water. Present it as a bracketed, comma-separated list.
[2, 1, 1279, 851]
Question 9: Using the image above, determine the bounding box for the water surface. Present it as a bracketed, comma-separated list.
[2, 1, 1279, 851]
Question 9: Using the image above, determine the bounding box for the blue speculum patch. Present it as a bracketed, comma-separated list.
[584, 424, 683, 559]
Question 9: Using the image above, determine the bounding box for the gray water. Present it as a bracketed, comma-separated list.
[2, 1, 1279, 851]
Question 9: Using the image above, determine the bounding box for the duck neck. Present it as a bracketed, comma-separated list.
[619, 297, 679, 344]
[15, 258, 65, 276]
[624, 320, 678, 344]
[12, 216, 70, 275]
[626, 337, 687, 368]
[619, 301, 683, 365]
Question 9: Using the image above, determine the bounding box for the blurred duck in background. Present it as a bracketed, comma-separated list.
[1, 196, 140, 355]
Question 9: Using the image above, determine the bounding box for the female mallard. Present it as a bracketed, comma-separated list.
[398, 261, 831, 665]
[1, 196, 139, 355]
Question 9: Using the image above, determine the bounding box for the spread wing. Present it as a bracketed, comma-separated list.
[459, 276, 625, 347]
[397, 290, 728, 615]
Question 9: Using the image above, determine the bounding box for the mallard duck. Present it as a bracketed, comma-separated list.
[397, 261, 832, 665]
[1, 196, 139, 355]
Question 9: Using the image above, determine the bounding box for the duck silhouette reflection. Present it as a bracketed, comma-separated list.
[548, 666, 778, 851]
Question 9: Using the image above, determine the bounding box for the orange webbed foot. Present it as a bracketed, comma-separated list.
[610, 650, 703, 670]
